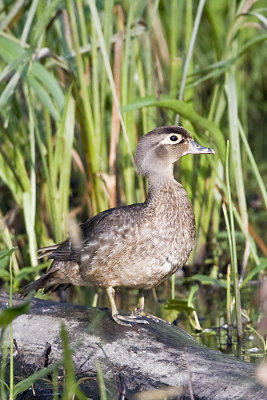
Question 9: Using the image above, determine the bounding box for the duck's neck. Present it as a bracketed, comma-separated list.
[145, 175, 184, 207]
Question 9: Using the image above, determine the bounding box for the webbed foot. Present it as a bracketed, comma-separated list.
[106, 287, 149, 326]
[131, 308, 170, 325]
[112, 313, 149, 326]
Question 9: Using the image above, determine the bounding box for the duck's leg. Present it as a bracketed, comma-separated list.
[132, 289, 145, 315]
[132, 290, 158, 320]
[138, 290, 145, 311]
[132, 289, 170, 325]
[106, 287, 148, 326]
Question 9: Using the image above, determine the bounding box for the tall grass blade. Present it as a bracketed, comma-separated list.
[0, 0, 24, 31]
[61, 325, 87, 400]
[176, 0, 206, 123]
[95, 360, 107, 400]
[225, 69, 250, 278]
[238, 120, 267, 210]
[225, 141, 243, 339]
[87, 0, 134, 165]
[0, 71, 22, 109]
[20, 0, 39, 45]
[23, 85, 37, 266]
[31, 0, 62, 46]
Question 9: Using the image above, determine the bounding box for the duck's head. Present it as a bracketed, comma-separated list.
[135, 125, 215, 178]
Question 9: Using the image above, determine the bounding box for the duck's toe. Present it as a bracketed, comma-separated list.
[132, 310, 171, 325]
[112, 313, 149, 326]
[131, 306, 146, 317]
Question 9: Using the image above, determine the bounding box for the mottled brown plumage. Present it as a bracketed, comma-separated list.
[21, 126, 215, 325]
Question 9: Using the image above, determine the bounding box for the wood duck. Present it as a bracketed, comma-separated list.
[21, 126, 215, 326]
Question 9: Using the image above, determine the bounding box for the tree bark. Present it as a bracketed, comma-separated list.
[0, 292, 266, 400]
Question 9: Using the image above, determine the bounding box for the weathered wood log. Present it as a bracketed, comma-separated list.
[0, 292, 266, 400]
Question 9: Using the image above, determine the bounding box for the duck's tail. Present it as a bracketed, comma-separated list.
[19, 269, 72, 297]
[37, 244, 59, 259]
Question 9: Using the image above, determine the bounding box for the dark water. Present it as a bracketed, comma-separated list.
[161, 283, 266, 364]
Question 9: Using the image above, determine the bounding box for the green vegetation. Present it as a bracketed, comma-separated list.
[0, 0, 266, 398]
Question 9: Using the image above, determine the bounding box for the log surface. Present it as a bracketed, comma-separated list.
[0, 292, 266, 399]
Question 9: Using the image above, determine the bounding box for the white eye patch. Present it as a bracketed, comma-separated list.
[160, 134, 183, 145]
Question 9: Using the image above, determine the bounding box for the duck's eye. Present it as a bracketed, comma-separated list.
[160, 134, 183, 145]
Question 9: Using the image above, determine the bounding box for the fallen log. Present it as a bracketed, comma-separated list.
[0, 292, 266, 400]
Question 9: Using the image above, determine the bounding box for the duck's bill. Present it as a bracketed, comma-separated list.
[183, 139, 215, 156]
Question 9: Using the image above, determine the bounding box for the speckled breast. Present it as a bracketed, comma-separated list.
[79, 182, 196, 290]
